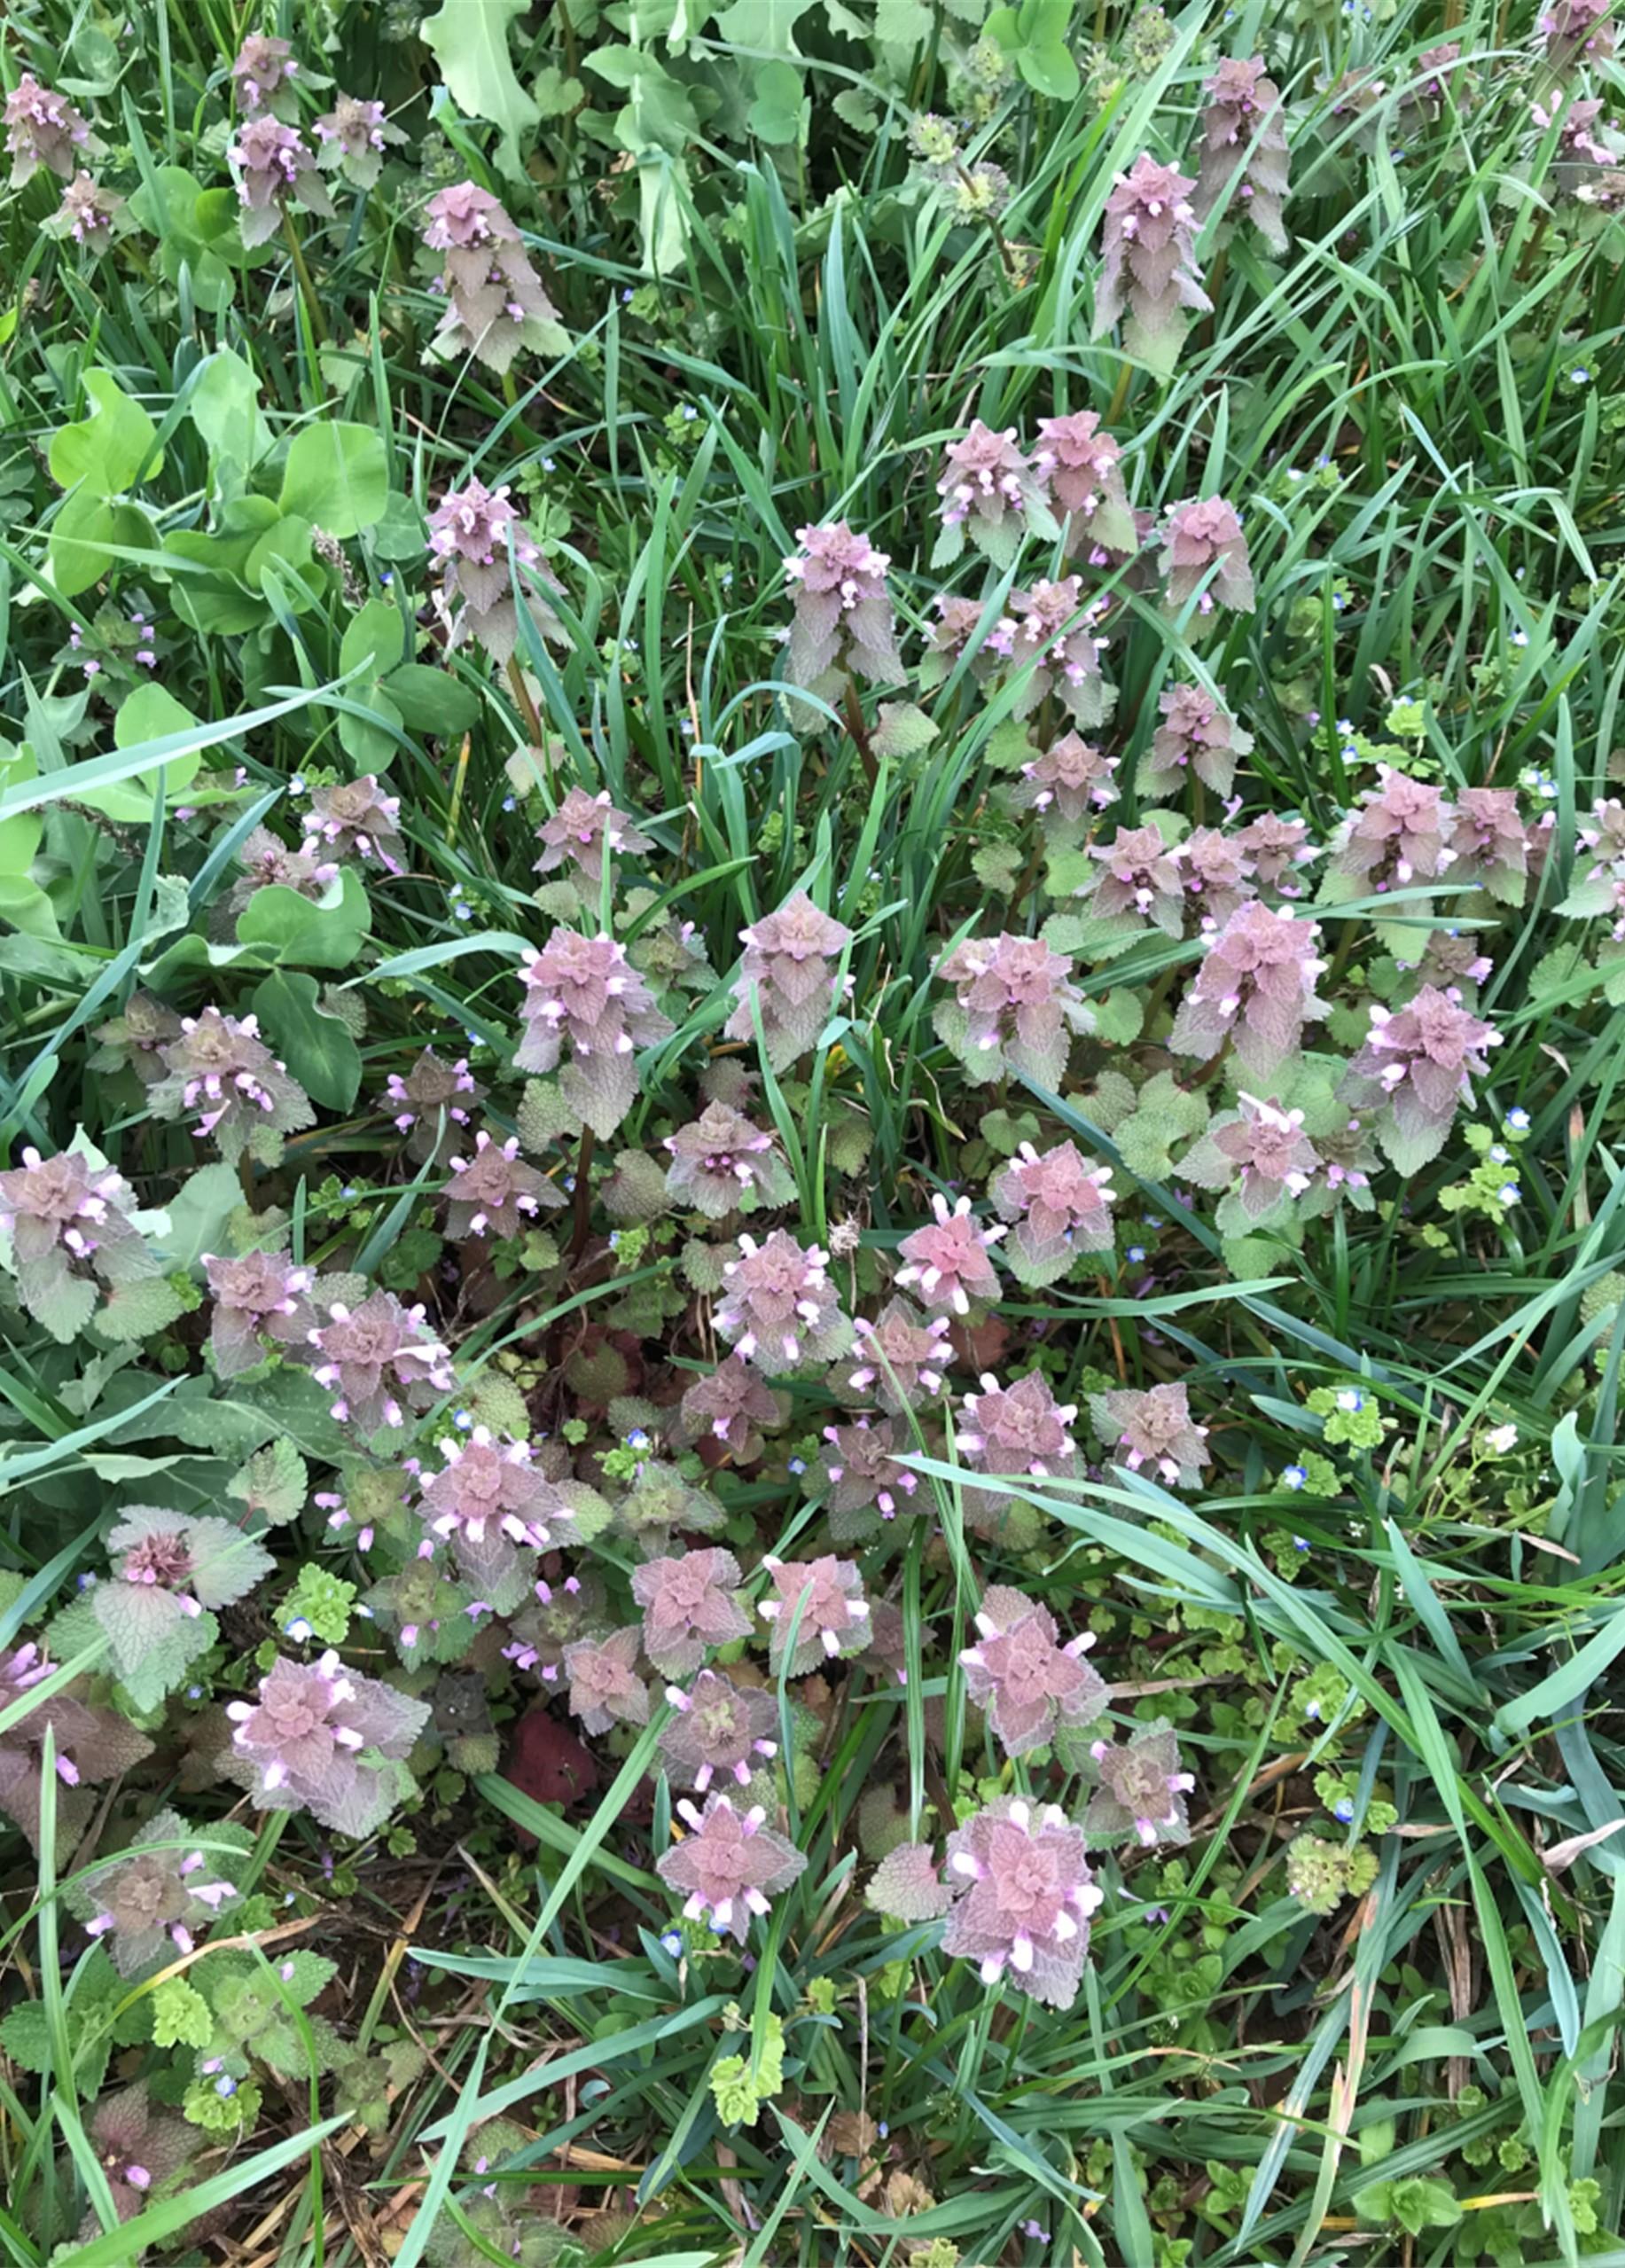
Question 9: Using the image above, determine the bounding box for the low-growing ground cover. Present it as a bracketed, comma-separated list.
[1, 0, 1624, 2262]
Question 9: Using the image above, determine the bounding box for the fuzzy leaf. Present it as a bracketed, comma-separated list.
[867, 1842, 950, 1922]
[227, 1438, 309, 1526]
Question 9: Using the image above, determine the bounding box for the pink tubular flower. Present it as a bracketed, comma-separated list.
[941, 1795, 1102, 2006]
[715, 1230, 853, 1373]
[934, 932, 1093, 1089]
[1033, 411, 1138, 557]
[759, 1553, 870, 1676]
[723, 891, 854, 1073]
[228, 117, 332, 249]
[1192, 59, 1290, 253]
[4, 74, 92, 185]
[305, 1289, 454, 1433]
[202, 1248, 316, 1377]
[428, 477, 562, 667]
[1090, 1381, 1211, 1489]
[422, 182, 566, 374]
[895, 1193, 1005, 1316]
[656, 1792, 807, 1940]
[150, 1008, 315, 1163]
[563, 1628, 649, 1735]
[230, 34, 298, 119]
[418, 1427, 574, 1552]
[515, 931, 675, 1140]
[225, 1652, 429, 1834]
[444, 1128, 561, 1240]
[632, 1550, 754, 1679]
[1091, 154, 1210, 376]
[958, 1372, 1080, 1484]
[1141, 683, 1254, 800]
[1181, 828, 1256, 928]
[680, 1354, 786, 1460]
[314, 94, 405, 191]
[991, 1142, 1115, 1284]
[1082, 824, 1187, 936]
[84, 2087, 192, 2229]
[986, 575, 1113, 728]
[1542, 0, 1616, 68]
[1451, 787, 1529, 904]
[820, 1414, 923, 1536]
[959, 1586, 1108, 1756]
[782, 521, 902, 697]
[534, 786, 652, 887]
[663, 1100, 793, 1218]
[847, 1299, 953, 1413]
[660, 1670, 779, 1794]
[67, 1809, 240, 1975]
[1234, 811, 1316, 894]
[1013, 731, 1121, 831]
[1087, 1722, 1196, 1849]
[301, 775, 404, 871]
[934, 421, 1046, 564]
[1160, 497, 1255, 616]
[0, 1146, 157, 1344]
[1340, 986, 1502, 1169]
[1168, 900, 1328, 1076]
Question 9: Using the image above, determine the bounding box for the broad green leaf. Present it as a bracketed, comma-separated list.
[236, 869, 373, 970]
[420, 0, 539, 175]
[188, 350, 274, 468]
[252, 968, 363, 1111]
[49, 371, 163, 497]
[277, 424, 389, 539]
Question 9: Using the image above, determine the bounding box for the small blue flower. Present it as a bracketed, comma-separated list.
[1335, 1388, 1364, 1413]
[502, 795, 516, 812]
[285, 1617, 313, 1643]
[626, 1428, 651, 1452]
[76, 1571, 98, 1591]
[1333, 1797, 1355, 1823]
[1511, 628, 1529, 648]
[1488, 1144, 1510, 1165]
[660, 1928, 684, 1956]
[681, 404, 698, 422]
[543, 457, 556, 472]
[1506, 1107, 1530, 1131]
[1293, 1533, 1311, 1551]
[454, 1409, 473, 1429]
[1573, 367, 1591, 384]
[187, 1684, 204, 1699]
[787, 1457, 807, 1475]
[1283, 1466, 1308, 1492]
[1126, 1245, 1146, 1264]
[215, 2075, 238, 2099]
[289, 775, 307, 795]
[1498, 1182, 1521, 1205]
[379, 571, 394, 587]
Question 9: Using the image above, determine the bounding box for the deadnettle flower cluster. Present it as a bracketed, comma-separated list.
[656, 1792, 807, 1941]
[222, 824, 339, 923]
[1332, 767, 1455, 894]
[1451, 786, 1529, 903]
[516, 931, 674, 1140]
[83, 2087, 192, 2231]
[1340, 986, 1502, 1170]
[959, 1587, 1108, 1756]
[941, 1795, 1103, 2006]
[681, 1354, 786, 1461]
[1092, 154, 1211, 377]
[759, 1553, 870, 1674]
[1090, 1381, 1212, 1489]
[631, 1550, 754, 1678]
[314, 94, 406, 190]
[934, 421, 1049, 567]
[934, 932, 1093, 1089]
[1168, 900, 1328, 1076]
[664, 1100, 793, 1218]
[149, 1008, 315, 1163]
[228, 117, 333, 249]
[428, 478, 561, 667]
[716, 1231, 853, 1373]
[4, 74, 92, 186]
[418, 1427, 574, 1565]
[1088, 1723, 1196, 1849]
[444, 1129, 561, 1240]
[1181, 1093, 1321, 1224]
[1013, 731, 1121, 832]
[895, 1193, 1005, 1315]
[534, 787, 652, 888]
[202, 1247, 316, 1377]
[0, 1146, 160, 1345]
[1542, 0, 1616, 67]
[1235, 810, 1316, 894]
[724, 891, 853, 1071]
[1033, 411, 1138, 558]
[44, 170, 123, 254]
[68, 1810, 240, 1975]
[1083, 824, 1187, 937]
[230, 33, 299, 119]
[301, 776, 404, 871]
[563, 1629, 649, 1734]
[97, 1509, 273, 1685]
[987, 575, 1113, 727]
[422, 182, 566, 374]
[306, 1289, 455, 1434]
[782, 521, 902, 698]
[660, 1670, 778, 1793]
[958, 1372, 1081, 1513]
[1192, 59, 1291, 252]
[225, 1652, 430, 1836]
[847, 1299, 952, 1412]
[1160, 497, 1255, 616]
[991, 1141, 1115, 1285]
[1182, 826, 1257, 927]
[821, 1415, 923, 1537]
[0, 1646, 152, 1851]
[1141, 684, 1254, 800]
[382, 1048, 484, 1165]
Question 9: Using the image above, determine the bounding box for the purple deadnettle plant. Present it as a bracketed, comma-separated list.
[66, 1809, 246, 1975]
[305, 1289, 455, 1435]
[0, 1146, 166, 1345]
[1033, 411, 1138, 558]
[631, 1551, 754, 1680]
[1091, 153, 1210, 379]
[314, 95, 406, 191]
[422, 183, 567, 373]
[656, 1792, 807, 1941]
[895, 1194, 1005, 1316]
[934, 932, 1094, 1089]
[148, 1008, 315, 1166]
[201, 1248, 316, 1378]
[443, 1129, 562, 1241]
[301, 776, 405, 872]
[1340, 986, 1502, 1171]
[515, 930, 675, 1140]
[533, 786, 652, 892]
[724, 892, 854, 1072]
[227, 117, 333, 249]
[846, 1299, 953, 1413]
[224, 1652, 430, 1837]
[1160, 497, 1256, 616]
[1012, 731, 1121, 835]
[758, 1552, 870, 1675]
[1168, 899, 1329, 1076]
[1087, 1722, 1197, 1849]
[941, 1795, 1103, 2006]
[715, 1231, 853, 1373]
[958, 1585, 1109, 1758]
[428, 478, 564, 668]
[1089, 1380, 1212, 1489]
[933, 420, 1055, 568]
[562, 1628, 650, 1734]
[663, 1100, 795, 1218]
[990, 1141, 1116, 1285]
[1140, 683, 1254, 799]
[782, 521, 902, 699]
[1191, 59, 1291, 253]
[4, 74, 95, 185]
[230, 33, 299, 120]
[659, 1670, 779, 1794]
